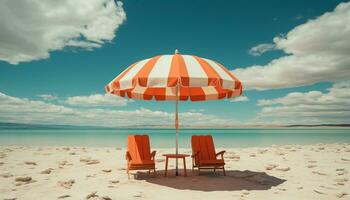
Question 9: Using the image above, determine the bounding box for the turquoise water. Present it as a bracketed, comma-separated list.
[0, 129, 350, 148]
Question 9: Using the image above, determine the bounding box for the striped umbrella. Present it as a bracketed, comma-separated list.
[106, 50, 243, 174]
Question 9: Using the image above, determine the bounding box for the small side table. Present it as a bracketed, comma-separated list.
[163, 154, 189, 177]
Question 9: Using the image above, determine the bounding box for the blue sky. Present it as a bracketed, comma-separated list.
[0, 0, 349, 127]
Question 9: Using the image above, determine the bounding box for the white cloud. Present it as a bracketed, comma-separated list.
[0, 0, 126, 64]
[248, 43, 275, 56]
[230, 96, 249, 102]
[37, 94, 57, 101]
[66, 93, 130, 107]
[255, 81, 350, 124]
[0, 92, 240, 127]
[234, 2, 350, 90]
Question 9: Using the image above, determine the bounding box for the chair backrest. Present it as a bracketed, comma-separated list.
[127, 135, 151, 163]
[191, 135, 217, 165]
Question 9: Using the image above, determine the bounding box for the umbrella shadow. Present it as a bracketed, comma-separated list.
[134, 169, 286, 191]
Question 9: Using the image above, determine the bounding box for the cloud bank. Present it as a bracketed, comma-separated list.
[255, 81, 350, 124]
[0, 0, 126, 64]
[234, 2, 350, 90]
[0, 92, 238, 127]
[66, 94, 131, 107]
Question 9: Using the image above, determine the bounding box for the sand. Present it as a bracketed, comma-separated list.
[0, 143, 349, 200]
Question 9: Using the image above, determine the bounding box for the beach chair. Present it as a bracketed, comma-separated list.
[126, 135, 156, 178]
[191, 135, 226, 175]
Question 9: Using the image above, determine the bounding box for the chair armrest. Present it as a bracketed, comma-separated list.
[151, 150, 156, 160]
[216, 150, 226, 159]
[125, 151, 132, 161]
[191, 151, 200, 158]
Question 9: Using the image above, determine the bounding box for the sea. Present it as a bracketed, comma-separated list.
[1, 128, 350, 148]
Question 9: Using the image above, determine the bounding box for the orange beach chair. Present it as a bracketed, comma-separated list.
[191, 135, 226, 175]
[126, 135, 156, 178]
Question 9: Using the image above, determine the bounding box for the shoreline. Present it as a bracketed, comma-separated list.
[1, 143, 349, 199]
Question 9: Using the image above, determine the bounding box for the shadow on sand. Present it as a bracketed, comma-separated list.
[134, 169, 286, 191]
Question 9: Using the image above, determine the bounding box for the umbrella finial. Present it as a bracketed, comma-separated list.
[174, 49, 179, 54]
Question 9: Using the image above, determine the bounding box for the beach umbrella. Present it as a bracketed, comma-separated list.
[105, 50, 243, 175]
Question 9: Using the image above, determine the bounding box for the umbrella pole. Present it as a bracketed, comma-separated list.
[175, 84, 179, 176]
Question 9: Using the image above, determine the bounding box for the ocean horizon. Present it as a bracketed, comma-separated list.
[1, 128, 350, 148]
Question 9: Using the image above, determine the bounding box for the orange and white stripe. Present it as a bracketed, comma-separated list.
[106, 52, 243, 101]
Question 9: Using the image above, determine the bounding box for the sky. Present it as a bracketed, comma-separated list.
[0, 0, 350, 127]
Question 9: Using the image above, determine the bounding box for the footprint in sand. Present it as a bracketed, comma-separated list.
[109, 180, 120, 184]
[58, 195, 71, 199]
[57, 160, 72, 167]
[265, 164, 278, 170]
[3, 196, 16, 200]
[1, 172, 13, 178]
[58, 179, 75, 189]
[86, 191, 98, 199]
[314, 189, 326, 195]
[228, 155, 240, 161]
[312, 171, 328, 176]
[334, 178, 348, 185]
[133, 192, 143, 198]
[276, 166, 290, 171]
[24, 161, 37, 165]
[336, 169, 348, 176]
[307, 165, 317, 168]
[40, 168, 53, 174]
[80, 157, 100, 165]
[15, 176, 35, 186]
[336, 192, 348, 198]
[102, 169, 112, 173]
[258, 149, 268, 154]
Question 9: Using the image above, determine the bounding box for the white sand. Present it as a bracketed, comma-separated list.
[0, 143, 349, 200]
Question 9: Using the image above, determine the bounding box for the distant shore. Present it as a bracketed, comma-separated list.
[1, 122, 350, 130]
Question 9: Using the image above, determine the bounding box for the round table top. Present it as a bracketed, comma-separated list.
[162, 154, 190, 158]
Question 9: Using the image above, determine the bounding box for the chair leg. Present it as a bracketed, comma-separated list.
[214, 167, 216, 174]
[153, 168, 156, 177]
[127, 168, 130, 179]
[223, 166, 226, 176]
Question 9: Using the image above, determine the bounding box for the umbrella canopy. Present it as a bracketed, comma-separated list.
[106, 51, 242, 101]
[106, 50, 243, 175]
